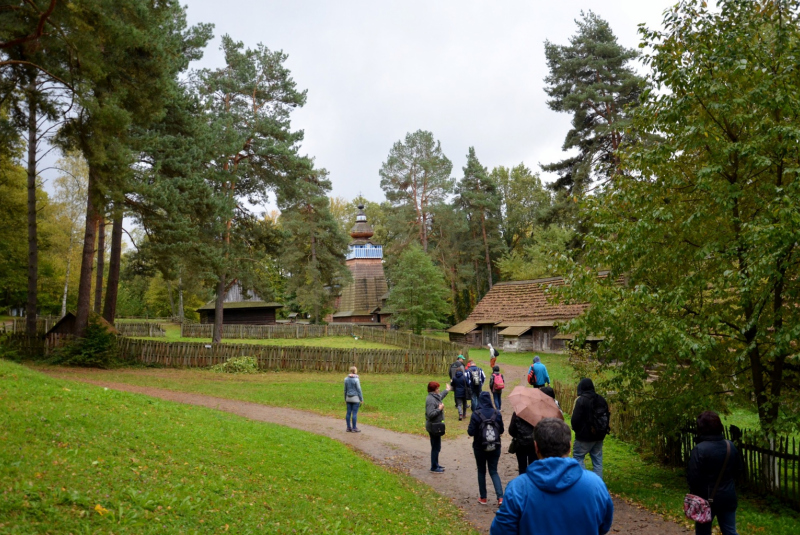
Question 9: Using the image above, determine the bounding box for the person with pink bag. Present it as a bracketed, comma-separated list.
[685, 411, 743, 535]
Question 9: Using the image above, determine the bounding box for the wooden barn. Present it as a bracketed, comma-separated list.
[447, 275, 601, 352]
[197, 282, 282, 325]
[45, 312, 119, 337]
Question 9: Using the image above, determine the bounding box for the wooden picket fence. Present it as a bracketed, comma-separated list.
[118, 338, 450, 374]
[115, 322, 166, 337]
[10, 316, 59, 334]
[180, 323, 469, 357]
[2, 333, 74, 356]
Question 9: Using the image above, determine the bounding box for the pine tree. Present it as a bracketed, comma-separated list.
[455, 147, 505, 293]
[542, 11, 644, 226]
[379, 130, 454, 252]
[386, 244, 450, 334]
[280, 171, 351, 324]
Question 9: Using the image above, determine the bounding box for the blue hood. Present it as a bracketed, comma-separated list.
[527, 457, 583, 493]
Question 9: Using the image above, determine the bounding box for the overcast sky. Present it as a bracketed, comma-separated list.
[179, 0, 675, 205]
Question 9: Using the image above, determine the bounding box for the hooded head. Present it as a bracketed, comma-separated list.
[533, 356, 541, 364]
[577, 378, 595, 396]
[478, 391, 494, 407]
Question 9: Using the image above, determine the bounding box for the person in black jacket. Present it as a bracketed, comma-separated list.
[508, 412, 536, 474]
[687, 411, 743, 535]
[467, 391, 505, 505]
[571, 378, 610, 479]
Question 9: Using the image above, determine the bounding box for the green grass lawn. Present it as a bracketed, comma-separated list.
[34, 366, 462, 438]
[133, 324, 401, 350]
[0, 360, 475, 534]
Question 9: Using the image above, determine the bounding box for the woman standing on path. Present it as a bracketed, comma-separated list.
[344, 367, 363, 433]
[687, 411, 743, 535]
[425, 381, 452, 473]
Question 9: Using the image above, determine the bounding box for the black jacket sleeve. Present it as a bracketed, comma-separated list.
[509, 413, 519, 438]
[467, 412, 479, 437]
[571, 396, 591, 436]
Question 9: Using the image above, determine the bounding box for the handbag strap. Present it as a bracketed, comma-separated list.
[709, 440, 731, 503]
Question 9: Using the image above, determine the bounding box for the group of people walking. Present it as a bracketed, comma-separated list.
[346, 352, 743, 535]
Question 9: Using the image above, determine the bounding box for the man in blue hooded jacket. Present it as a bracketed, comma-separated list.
[527, 356, 550, 388]
[490, 418, 614, 535]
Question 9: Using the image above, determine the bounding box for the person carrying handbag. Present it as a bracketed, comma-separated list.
[425, 381, 452, 473]
[686, 411, 743, 535]
[344, 366, 363, 432]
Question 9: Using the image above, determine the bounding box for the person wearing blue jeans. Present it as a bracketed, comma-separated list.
[572, 439, 603, 479]
[344, 366, 363, 432]
[489, 366, 504, 411]
[466, 360, 485, 413]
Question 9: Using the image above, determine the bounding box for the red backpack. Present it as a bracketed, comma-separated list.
[527, 367, 537, 386]
[493, 373, 505, 390]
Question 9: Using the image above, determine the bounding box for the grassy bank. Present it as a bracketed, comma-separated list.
[0, 360, 475, 534]
[132, 324, 402, 350]
[34, 366, 461, 437]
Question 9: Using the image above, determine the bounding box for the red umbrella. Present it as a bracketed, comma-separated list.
[508, 385, 564, 427]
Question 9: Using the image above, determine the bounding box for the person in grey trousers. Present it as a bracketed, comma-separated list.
[425, 381, 452, 473]
[344, 366, 363, 432]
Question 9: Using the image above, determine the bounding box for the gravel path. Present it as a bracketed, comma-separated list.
[47, 367, 690, 534]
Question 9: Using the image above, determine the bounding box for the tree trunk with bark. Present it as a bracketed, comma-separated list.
[25, 77, 38, 336]
[166, 278, 176, 318]
[60, 232, 72, 318]
[94, 216, 105, 313]
[74, 170, 99, 336]
[177, 273, 184, 321]
[480, 212, 493, 290]
[102, 212, 123, 324]
[213, 273, 226, 343]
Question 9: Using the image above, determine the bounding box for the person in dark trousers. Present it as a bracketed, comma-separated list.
[527, 355, 550, 388]
[466, 360, 485, 412]
[449, 354, 467, 411]
[490, 418, 614, 535]
[489, 365, 505, 411]
[450, 365, 470, 421]
[468, 391, 504, 505]
[344, 366, 363, 432]
[687, 411, 743, 535]
[571, 378, 610, 479]
[425, 381, 452, 473]
[508, 412, 536, 474]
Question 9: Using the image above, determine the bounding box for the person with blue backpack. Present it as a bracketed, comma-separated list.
[450, 364, 471, 421]
[526, 355, 551, 388]
[468, 390, 505, 506]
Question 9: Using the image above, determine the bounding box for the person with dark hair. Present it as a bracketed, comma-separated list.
[448, 354, 467, 413]
[489, 365, 505, 411]
[508, 412, 536, 474]
[425, 381, 452, 473]
[539, 386, 563, 413]
[466, 360, 485, 412]
[450, 363, 470, 421]
[687, 411, 743, 535]
[571, 378, 610, 479]
[468, 391, 505, 505]
[491, 418, 614, 535]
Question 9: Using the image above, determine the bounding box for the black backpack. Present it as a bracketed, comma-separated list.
[589, 396, 610, 439]
[477, 411, 501, 452]
[515, 417, 535, 447]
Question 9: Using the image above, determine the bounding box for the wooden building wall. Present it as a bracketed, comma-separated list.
[200, 308, 277, 325]
[499, 327, 565, 353]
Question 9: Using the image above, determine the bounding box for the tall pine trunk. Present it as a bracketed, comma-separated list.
[75, 171, 99, 336]
[177, 272, 184, 321]
[480, 212, 493, 290]
[60, 232, 73, 318]
[212, 274, 226, 343]
[94, 217, 106, 313]
[102, 212, 123, 324]
[166, 279, 176, 318]
[25, 77, 38, 336]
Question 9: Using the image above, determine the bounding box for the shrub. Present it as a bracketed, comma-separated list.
[50, 320, 119, 368]
[210, 356, 259, 374]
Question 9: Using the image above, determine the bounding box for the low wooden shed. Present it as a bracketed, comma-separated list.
[197, 282, 283, 325]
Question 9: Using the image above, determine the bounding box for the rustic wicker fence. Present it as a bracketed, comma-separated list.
[118, 338, 450, 374]
[115, 322, 166, 337]
[180, 323, 469, 357]
[2, 332, 74, 356]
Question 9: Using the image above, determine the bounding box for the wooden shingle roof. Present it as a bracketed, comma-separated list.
[465, 275, 597, 326]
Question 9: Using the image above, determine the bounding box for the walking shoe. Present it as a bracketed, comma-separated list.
[477, 498, 488, 505]
[346, 428, 352, 432]
[437, 465, 445, 470]
[430, 467, 445, 473]
[352, 428, 361, 433]
[458, 416, 463, 421]
[497, 498, 503, 506]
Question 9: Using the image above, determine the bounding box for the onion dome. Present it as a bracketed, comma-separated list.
[350, 204, 374, 240]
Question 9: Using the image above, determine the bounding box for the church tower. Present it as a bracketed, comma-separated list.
[331, 205, 391, 325]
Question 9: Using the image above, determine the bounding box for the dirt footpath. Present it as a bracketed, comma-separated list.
[49, 369, 689, 534]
